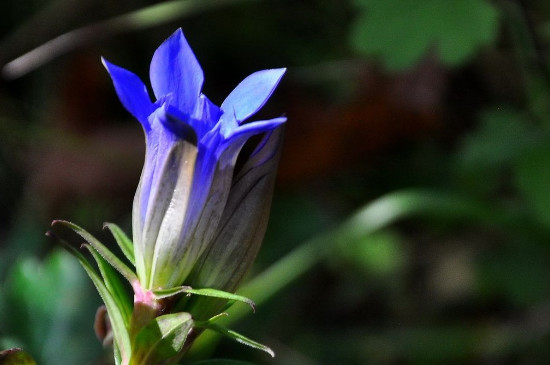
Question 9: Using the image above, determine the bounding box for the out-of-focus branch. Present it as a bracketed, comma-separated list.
[1, 0, 255, 80]
[0, 0, 96, 65]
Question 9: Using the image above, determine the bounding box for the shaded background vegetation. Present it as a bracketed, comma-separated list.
[2, 0, 550, 364]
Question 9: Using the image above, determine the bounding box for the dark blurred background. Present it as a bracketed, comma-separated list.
[2, 0, 550, 364]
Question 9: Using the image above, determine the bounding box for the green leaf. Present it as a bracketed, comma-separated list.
[350, 0, 499, 70]
[0, 348, 37, 365]
[153, 287, 255, 311]
[200, 323, 274, 357]
[3, 249, 101, 365]
[133, 312, 193, 364]
[84, 245, 132, 326]
[152, 286, 192, 300]
[53, 220, 138, 284]
[200, 313, 229, 325]
[183, 288, 255, 312]
[104, 222, 135, 266]
[62, 243, 132, 363]
[114, 342, 122, 365]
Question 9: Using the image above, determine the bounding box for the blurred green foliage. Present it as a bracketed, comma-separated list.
[350, 0, 499, 70]
[0, 251, 102, 364]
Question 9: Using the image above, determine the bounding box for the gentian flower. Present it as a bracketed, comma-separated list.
[102, 28, 286, 297]
[51, 28, 285, 364]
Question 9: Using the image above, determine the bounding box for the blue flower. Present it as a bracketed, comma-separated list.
[102, 28, 286, 291]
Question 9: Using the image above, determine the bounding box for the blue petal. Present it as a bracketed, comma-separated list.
[136, 106, 183, 226]
[135, 106, 200, 286]
[163, 96, 221, 144]
[102, 57, 155, 129]
[149, 28, 204, 112]
[221, 68, 286, 124]
[192, 94, 222, 133]
[160, 106, 198, 145]
[226, 116, 287, 141]
[185, 129, 284, 311]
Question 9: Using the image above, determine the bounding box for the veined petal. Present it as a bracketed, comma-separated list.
[135, 107, 179, 226]
[150, 28, 204, 112]
[185, 128, 284, 319]
[151, 132, 250, 289]
[221, 68, 286, 124]
[102, 58, 155, 129]
[148, 149, 225, 288]
[133, 107, 198, 287]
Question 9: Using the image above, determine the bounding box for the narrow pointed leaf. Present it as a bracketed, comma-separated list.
[104, 222, 135, 266]
[54, 220, 138, 284]
[183, 288, 255, 312]
[153, 285, 192, 300]
[205, 312, 229, 324]
[84, 245, 132, 325]
[194, 312, 229, 328]
[201, 323, 274, 357]
[133, 312, 193, 364]
[62, 241, 132, 363]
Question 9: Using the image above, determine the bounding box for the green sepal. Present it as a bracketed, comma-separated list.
[132, 312, 193, 365]
[152, 286, 192, 300]
[201, 312, 229, 325]
[114, 342, 122, 365]
[61, 242, 132, 363]
[155, 287, 256, 312]
[83, 245, 132, 326]
[104, 222, 135, 266]
[193, 312, 229, 329]
[53, 220, 138, 284]
[0, 348, 37, 365]
[197, 323, 274, 358]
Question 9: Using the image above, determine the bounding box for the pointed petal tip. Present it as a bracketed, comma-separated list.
[150, 27, 204, 111]
[162, 27, 185, 47]
[270, 67, 287, 77]
[101, 57, 115, 72]
[172, 27, 184, 37]
[101, 57, 119, 75]
[101, 58, 155, 128]
[221, 67, 287, 123]
[261, 67, 286, 87]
